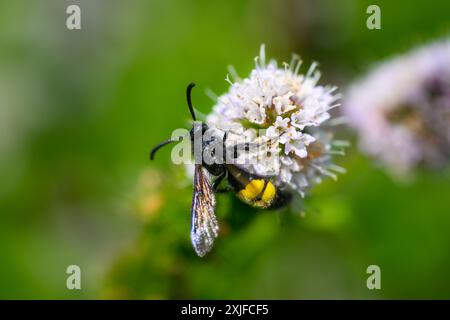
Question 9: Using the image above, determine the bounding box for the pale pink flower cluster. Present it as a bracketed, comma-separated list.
[344, 39, 450, 177]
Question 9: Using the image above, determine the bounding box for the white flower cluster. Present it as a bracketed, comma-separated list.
[207, 45, 345, 196]
[344, 39, 450, 177]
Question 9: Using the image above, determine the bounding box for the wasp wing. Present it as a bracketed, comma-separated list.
[190, 164, 218, 257]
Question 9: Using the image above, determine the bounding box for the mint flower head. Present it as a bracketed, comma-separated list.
[344, 39, 450, 178]
[207, 45, 346, 196]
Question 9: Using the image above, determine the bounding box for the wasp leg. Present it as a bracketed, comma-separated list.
[215, 187, 233, 194]
[213, 171, 233, 193]
[213, 171, 226, 191]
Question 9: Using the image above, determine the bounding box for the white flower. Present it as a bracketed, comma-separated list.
[344, 39, 450, 177]
[207, 45, 345, 196]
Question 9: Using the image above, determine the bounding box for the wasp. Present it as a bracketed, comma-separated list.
[150, 83, 292, 257]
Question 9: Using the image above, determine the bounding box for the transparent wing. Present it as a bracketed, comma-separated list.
[190, 165, 218, 257]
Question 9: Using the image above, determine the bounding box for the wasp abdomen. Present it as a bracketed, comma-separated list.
[237, 179, 277, 209]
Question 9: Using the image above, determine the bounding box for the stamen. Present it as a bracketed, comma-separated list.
[306, 61, 318, 79]
[294, 59, 303, 75]
[327, 164, 347, 174]
[205, 88, 218, 102]
[227, 65, 240, 82]
[259, 44, 266, 67]
[225, 74, 233, 86]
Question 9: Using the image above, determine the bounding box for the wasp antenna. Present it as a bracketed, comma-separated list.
[150, 138, 177, 160]
[186, 83, 197, 121]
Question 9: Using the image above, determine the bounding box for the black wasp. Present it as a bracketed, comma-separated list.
[150, 83, 292, 257]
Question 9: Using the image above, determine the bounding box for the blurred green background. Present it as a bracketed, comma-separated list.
[0, 0, 449, 299]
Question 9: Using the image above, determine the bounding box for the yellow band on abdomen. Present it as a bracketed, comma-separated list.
[238, 179, 265, 201]
[238, 179, 276, 208]
[261, 181, 276, 203]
